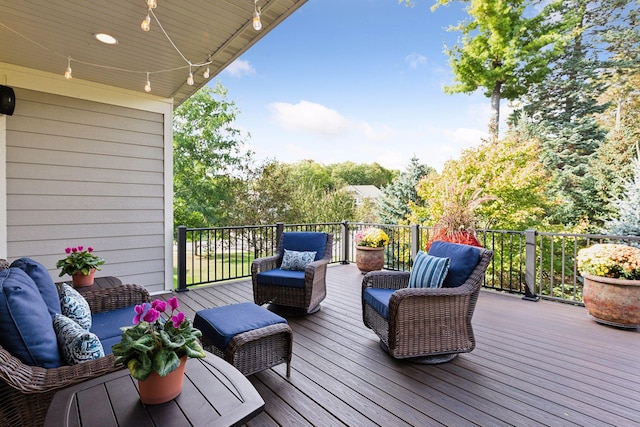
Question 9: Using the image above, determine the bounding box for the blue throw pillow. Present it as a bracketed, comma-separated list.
[59, 283, 92, 330]
[10, 257, 61, 318]
[428, 241, 482, 288]
[408, 251, 450, 289]
[281, 249, 316, 271]
[53, 313, 104, 365]
[0, 268, 62, 367]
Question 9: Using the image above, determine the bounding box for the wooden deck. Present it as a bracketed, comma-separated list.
[163, 264, 640, 427]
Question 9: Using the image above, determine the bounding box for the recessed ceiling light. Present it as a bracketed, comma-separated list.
[94, 33, 118, 45]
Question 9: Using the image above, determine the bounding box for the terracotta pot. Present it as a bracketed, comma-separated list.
[71, 269, 96, 287]
[355, 246, 384, 274]
[582, 273, 640, 329]
[138, 356, 188, 405]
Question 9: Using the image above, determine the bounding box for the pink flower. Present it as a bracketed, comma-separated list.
[77, 245, 84, 251]
[143, 308, 160, 323]
[65, 247, 71, 254]
[87, 247, 94, 252]
[71, 247, 78, 253]
[133, 303, 149, 324]
[168, 297, 179, 311]
[151, 300, 167, 313]
[171, 312, 185, 328]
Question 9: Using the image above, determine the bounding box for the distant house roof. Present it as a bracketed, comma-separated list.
[343, 185, 383, 205]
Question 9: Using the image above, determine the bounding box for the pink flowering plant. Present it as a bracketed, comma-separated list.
[55, 245, 105, 277]
[577, 243, 640, 280]
[112, 297, 205, 380]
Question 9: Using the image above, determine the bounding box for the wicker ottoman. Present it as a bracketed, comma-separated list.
[194, 302, 293, 377]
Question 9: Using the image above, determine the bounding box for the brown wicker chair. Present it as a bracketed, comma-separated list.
[252, 232, 333, 315]
[0, 282, 150, 427]
[362, 243, 493, 363]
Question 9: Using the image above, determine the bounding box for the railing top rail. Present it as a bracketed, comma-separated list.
[536, 231, 640, 241]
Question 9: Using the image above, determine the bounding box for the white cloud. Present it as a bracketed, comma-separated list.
[224, 59, 255, 77]
[269, 101, 350, 136]
[405, 53, 427, 69]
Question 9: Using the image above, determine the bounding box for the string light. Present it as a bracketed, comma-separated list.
[141, 10, 151, 32]
[144, 72, 151, 92]
[146, 0, 157, 9]
[203, 65, 210, 79]
[187, 64, 194, 86]
[253, 0, 262, 31]
[64, 56, 72, 79]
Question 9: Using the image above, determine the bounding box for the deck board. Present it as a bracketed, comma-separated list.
[158, 264, 640, 426]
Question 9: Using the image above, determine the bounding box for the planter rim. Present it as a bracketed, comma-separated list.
[581, 273, 640, 286]
[355, 246, 385, 250]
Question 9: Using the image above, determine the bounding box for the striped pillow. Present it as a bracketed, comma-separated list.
[408, 251, 450, 289]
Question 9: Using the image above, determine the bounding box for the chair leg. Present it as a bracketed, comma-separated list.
[267, 303, 321, 316]
[378, 340, 458, 364]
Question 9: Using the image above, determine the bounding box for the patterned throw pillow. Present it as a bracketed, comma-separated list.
[59, 283, 92, 330]
[53, 313, 104, 365]
[408, 251, 450, 289]
[281, 249, 317, 271]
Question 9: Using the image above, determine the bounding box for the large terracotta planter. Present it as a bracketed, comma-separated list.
[71, 268, 96, 287]
[582, 273, 640, 329]
[355, 246, 384, 274]
[137, 356, 188, 404]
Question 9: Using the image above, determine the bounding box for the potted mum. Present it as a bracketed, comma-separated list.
[56, 245, 105, 287]
[577, 243, 640, 329]
[354, 227, 389, 274]
[111, 297, 206, 404]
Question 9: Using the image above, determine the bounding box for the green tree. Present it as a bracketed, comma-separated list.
[328, 161, 396, 188]
[605, 150, 640, 238]
[427, 0, 566, 139]
[173, 83, 251, 229]
[376, 156, 432, 224]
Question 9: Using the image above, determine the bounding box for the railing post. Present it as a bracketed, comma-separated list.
[411, 224, 420, 260]
[523, 229, 539, 301]
[276, 223, 284, 248]
[176, 226, 188, 292]
[341, 220, 350, 264]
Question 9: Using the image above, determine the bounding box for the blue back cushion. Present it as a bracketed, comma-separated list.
[408, 251, 450, 289]
[281, 232, 327, 261]
[428, 241, 482, 288]
[10, 257, 61, 318]
[194, 302, 287, 350]
[363, 288, 396, 319]
[0, 268, 62, 367]
[257, 268, 305, 288]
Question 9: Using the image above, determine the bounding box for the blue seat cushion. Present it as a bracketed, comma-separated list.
[428, 241, 482, 288]
[194, 302, 287, 350]
[99, 335, 121, 356]
[0, 268, 62, 367]
[363, 287, 396, 319]
[91, 305, 136, 341]
[10, 257, 61, 318]
[281, 232, 327, 261]
[257, 268, 305, 288]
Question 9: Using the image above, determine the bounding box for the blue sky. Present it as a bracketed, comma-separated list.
[214, 0, 503, 172]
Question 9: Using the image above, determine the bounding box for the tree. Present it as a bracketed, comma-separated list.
[605, 150, 640, 238]
[173, 83, 251, 229]
[425, 0, 566, 139]
[376, 156, 432, 224]
[328, 161, 396, 188]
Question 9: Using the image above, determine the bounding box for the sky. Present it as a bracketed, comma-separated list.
[213, 0, 504, 173]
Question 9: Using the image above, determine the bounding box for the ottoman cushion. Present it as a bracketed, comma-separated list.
[194, 302, 287, 351]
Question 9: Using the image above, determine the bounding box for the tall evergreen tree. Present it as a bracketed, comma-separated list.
[376, 156, 432, 224]
[605, 150, 640, 238]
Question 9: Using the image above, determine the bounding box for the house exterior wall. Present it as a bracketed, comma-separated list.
[0, 63, 174, 293]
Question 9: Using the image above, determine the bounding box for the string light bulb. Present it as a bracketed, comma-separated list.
[187, 65, 194, 86]
[141, 11, 151, 31]
[253, 0, 262, 31]
[203, 65, 210, 79]
[144, 73, 151, 92]
[146, 0, 157, 9]
[64, 57, 72, 80]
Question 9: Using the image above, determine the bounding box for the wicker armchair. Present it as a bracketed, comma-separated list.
[362, 242, 493, 363]
[0, 282, 150, 427]
[253, 232, 333, 315]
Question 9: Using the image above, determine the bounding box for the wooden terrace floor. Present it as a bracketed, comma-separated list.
[163, 264, 640, 427]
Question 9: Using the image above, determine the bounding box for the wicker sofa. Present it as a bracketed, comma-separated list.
[0, 259, 150, 427]
[362, 241, 494, 363]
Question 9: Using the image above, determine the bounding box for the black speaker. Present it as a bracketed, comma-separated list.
[0, 85, 16, 116]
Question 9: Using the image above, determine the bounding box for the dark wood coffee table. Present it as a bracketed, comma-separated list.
[44, 352, 264, 427]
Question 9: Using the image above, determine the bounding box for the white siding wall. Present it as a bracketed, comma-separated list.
[5, 88, 167, 292]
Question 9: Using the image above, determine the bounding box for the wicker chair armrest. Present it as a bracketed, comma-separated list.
[81, 283, 151, 314]
[0, 346, 119, 394]
[362, 270, 410, 290]
[251, 255, 279, 275]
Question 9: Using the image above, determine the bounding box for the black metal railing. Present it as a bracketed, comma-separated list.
[176, 222, 640, 305]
